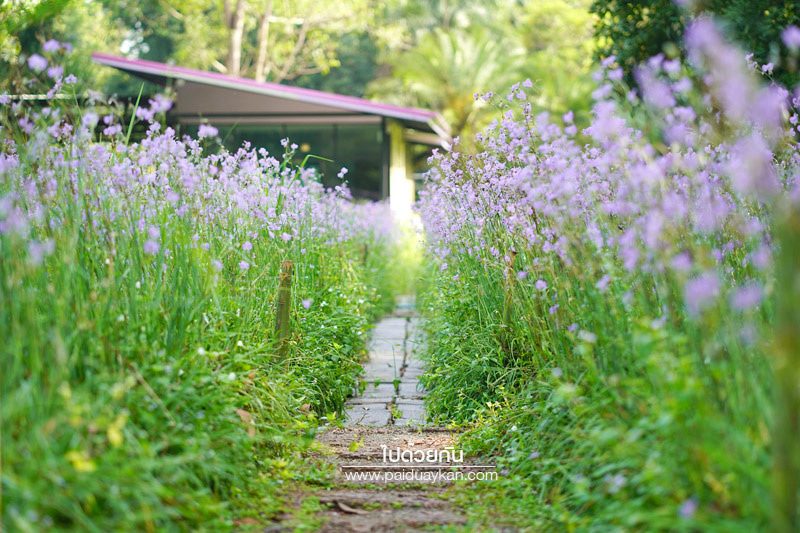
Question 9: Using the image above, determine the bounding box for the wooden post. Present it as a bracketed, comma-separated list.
[503, 250, 517, 327]
[275, 260, 293, 357]
[499, 250, 517, 358]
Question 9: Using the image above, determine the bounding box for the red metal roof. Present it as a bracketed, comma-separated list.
[92, 52, 449, 138]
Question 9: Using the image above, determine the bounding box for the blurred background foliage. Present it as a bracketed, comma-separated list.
[592, 0, 800, 87]
[1, 0, 799, 141]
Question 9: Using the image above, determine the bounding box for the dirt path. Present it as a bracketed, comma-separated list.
[271, 298, 470, 532]
[313, 426, 467, 531]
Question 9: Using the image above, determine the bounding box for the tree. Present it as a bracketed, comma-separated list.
[223, 0, 247, 76]
[244, 0, 370, 83]
[514, 0, 596, 122]
[1, 0, 72, 91]
[291, 32, 379, 96]
[370, 26, 524, 140]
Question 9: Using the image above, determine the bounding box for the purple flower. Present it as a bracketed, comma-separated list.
[143, 240, 160, 255]
[535, 279, 547, 291]
[548, 304, 559, 315]
[337, 167, 348, 179]
[103, 124, 122, 137]
[751, 244, 771, 270]
[516, 270, 528, 280]
[605, 473, 627, 494]
[135, 107, 155, 122]
[595, 275, 611, 292]
[727, 134, 780, 199]
[684, 272, 720, 316]
[671, 252, 693, 272]
[679, 498, 698, 519]
[28, 239, 55, 266]
[82, 112, 99, 129]
[198, 124, 218, 139]
[238, 260, 250, 271]
[47, 66, 63, 80]
[27, 54, 48, 72]
[730, 282, 762, 310]
[242, 241, 252, 251]
[783, 26, 800, 49]
[43, 39, 61, 53]
[302, 298, 313, 309]
[149, 94, 172, 113]
[18, 117, 33, 134]
[212, 259, 223, 271]
[636, 65, 675, 109]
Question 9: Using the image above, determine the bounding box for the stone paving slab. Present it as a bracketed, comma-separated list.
[368, 339, 405, 353]
[394, 401, 426, 426]
[345, 404, 392, 426]
[398, 380, 424, 399]
[374, 317, 409, 329]
[362, 363, 400, 381]
[360, 382, 396, 399]
[371, 322, 408, 340]
[367, 350, 401, 361]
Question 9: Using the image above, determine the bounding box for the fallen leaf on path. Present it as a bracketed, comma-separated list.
[335, 501, 369, 515]
[235, 408, 256, 437]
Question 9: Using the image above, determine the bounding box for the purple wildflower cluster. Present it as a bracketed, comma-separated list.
[419, 18, 799, 318]
[0, 43, 394, 272]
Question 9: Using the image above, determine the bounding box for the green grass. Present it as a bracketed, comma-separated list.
[418, 234, 776, 530]
[0, 144, 398, 530]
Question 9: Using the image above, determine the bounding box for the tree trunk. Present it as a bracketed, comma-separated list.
[275, 21, 309, 83]
[225, 0, 247, 77]
[255, 2, 272, 82]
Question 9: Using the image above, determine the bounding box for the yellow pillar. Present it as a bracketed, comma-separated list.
[387, 120, 414, 221]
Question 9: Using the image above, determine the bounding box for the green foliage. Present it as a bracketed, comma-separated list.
[370, 0, 597, 141]
[0, 0, 72, 62]
[291, 33, 378, 97]
[3, 0, 598, 132]
[517, 0, 597, 123]
[420, 243, 773, 529]
[592, 0, 800, 87]
[370, 26, 524, 141]
[0, 142, 395, 530]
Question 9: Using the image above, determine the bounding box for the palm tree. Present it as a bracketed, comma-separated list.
[370, 26, 523, 141]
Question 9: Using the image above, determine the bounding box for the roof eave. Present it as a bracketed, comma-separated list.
[92, 52, 442, 129]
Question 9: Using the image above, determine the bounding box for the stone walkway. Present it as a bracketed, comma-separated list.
[268, 299, 472, 531]
[345, 298, 426, 426]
